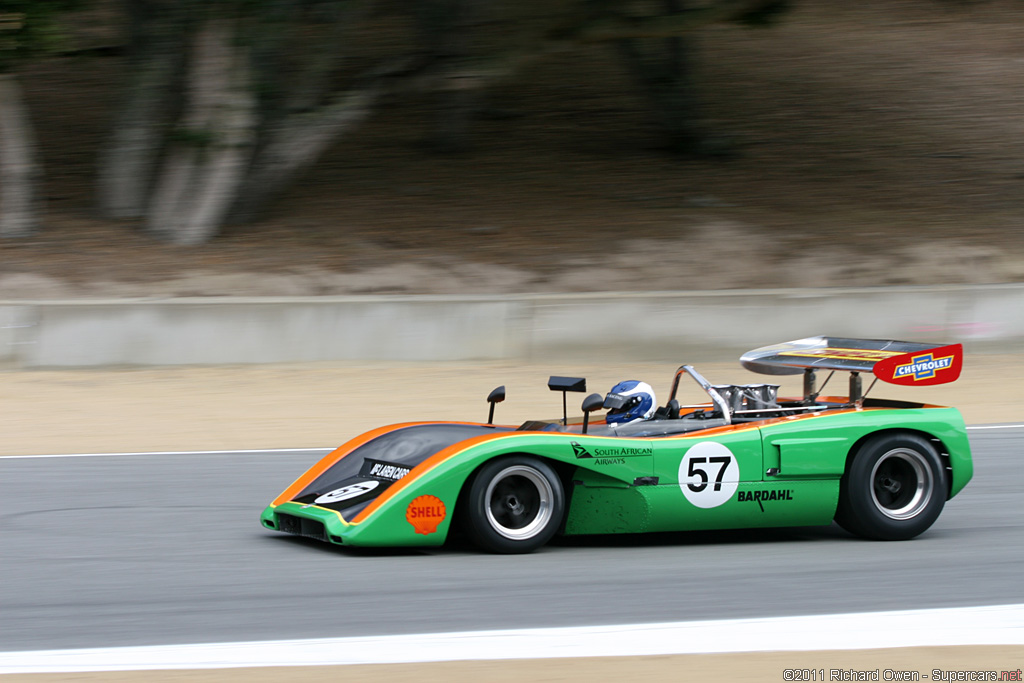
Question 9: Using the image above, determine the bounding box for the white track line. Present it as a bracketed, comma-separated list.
[0, 448, 332, 460]
[967, 424, 1024, 430]
[3, 604, 1024, 674]
[2, 424, 1022, 460]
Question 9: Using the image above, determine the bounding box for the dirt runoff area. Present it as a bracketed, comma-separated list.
[3, 357, 1022, 682]
[1, 354, 1021, 456]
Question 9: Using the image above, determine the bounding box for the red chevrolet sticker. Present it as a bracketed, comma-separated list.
[873, 343, 963, 386]
[406, 495, 446, 535]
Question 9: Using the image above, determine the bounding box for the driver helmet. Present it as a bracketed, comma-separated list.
[605, 380, 657, 425]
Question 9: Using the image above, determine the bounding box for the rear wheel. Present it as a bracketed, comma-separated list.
[463, 456, 564, 554]
[835, 433, 946, 540]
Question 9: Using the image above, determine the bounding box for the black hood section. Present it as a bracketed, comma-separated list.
[294, 424, 510, 516]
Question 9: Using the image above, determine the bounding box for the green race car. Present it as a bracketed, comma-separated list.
[261, 336, 972, 553]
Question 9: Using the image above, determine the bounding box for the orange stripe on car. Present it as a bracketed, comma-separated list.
[341, 404, 930, 524]
[271, 421, 500, 508]
[271, 422, 444, 507]
[347, 420, 786, 524]
[349, 431, 556, 524]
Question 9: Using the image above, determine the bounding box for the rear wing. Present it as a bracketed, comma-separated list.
[740, 336, 963, 402]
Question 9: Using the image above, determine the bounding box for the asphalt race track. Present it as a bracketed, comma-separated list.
[1, 427, 1021, 653]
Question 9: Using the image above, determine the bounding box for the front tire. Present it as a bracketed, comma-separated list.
[835, 433, 947, 540]
[463, 456, 565, 554]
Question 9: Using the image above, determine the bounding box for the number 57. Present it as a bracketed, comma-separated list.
[686, 456, 731, 493]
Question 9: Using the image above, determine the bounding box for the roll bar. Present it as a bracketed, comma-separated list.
[668, 365, 732, 425]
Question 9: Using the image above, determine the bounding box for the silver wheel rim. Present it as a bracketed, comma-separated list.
[484, 465, 554, 541]
[870, 448, 934, 520]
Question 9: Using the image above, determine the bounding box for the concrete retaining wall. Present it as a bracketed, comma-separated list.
[2, 284, 1023, 367]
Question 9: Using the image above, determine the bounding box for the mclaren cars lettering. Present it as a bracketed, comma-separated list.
[571, 441, 652, 459]
[314, 480, 380, 505]
[361, 458, 412, 482]
[406, 495, 446, 535]
[679, 442, 740, 509]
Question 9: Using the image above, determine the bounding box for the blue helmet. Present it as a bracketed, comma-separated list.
[604, 380, 657, 425]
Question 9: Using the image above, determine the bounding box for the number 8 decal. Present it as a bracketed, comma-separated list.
[679, 442, 740, 508]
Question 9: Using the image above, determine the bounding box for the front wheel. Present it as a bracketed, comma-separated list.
[835, 433, 947, 540]
[462, 456, 565, 554]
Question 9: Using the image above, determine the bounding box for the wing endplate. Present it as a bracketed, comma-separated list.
[741, 336, 962, 385]
[873, 343, 963, 386]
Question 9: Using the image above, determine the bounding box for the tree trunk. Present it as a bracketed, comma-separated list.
[277, 0, 357, 116]
[617, 36, 703, 153]
[96, 22, 182, 219]
[414, 0, 480, 153]
[146, 18, 256, 245]
[0, 73, 43, 238]
[227, 87, 378, 225]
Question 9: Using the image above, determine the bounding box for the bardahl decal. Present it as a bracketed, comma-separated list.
[406, 495, 446, 535]
[738, 489, 794, 512]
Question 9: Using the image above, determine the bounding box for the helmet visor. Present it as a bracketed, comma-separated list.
[604, 393, 641, 415]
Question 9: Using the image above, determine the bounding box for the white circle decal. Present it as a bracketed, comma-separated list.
[315, 480, 379, 504]
[678, 441, 740, 509]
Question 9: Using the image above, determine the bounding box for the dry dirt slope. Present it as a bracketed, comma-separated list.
[2, 1, 1024, 299]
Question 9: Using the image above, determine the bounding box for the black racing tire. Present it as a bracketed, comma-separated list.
[835, 432, 947, 541]
[462, 456, 565, 554]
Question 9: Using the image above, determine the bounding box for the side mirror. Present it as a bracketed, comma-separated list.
[547, 376, 587, 393]
[486, 385, 505, 425]
[548, 376, 587, 425]
[666, 398, 680, 420]
[580, 393, 604, 434]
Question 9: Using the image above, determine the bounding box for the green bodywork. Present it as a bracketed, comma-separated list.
[260, 405, 972, 548]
